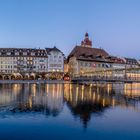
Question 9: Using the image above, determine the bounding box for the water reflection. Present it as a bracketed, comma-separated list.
[64, 83, 140, 127]
[0, 83, 140, 128]
[0, 84, 64, 117]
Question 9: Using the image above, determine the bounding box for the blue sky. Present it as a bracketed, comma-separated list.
[0, 0, 140, 58]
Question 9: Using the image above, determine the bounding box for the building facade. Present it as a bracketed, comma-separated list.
[0, 47, 64, 80]
[45, 47, 64, 80]
[46, 47, 64, 73]
[67, 33, 110, 76]
[67, 33, 140, 78]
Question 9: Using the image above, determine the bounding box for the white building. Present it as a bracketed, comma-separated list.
[46, 46, 64, 72]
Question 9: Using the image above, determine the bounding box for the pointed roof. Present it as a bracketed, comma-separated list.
[45, 46, 64, 56]
[81, 33, 92, 47]
[85, 32, 89, 37]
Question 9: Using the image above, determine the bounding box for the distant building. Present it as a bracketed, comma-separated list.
[124, 58, 139, 68]
[0, 33, 139, 80]
[67, 33, 140, 78]
[67, 33, 109, 75]
[0, 48, 48, 74]
[46, 46, 64, 72]
[0, 47, 64, 80]
[105, 56, 126, 77]
[105, 56, 126, 69]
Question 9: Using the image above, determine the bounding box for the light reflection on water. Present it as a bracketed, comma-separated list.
[0, 83, 139, 140]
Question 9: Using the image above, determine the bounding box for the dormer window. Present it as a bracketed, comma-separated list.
[31, 52, 35, 56]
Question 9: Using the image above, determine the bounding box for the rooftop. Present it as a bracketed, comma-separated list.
[68, 45, 109, 61]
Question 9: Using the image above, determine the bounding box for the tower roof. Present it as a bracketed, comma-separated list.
[85, 32, 89, 37]
[81, 33, 92, 47]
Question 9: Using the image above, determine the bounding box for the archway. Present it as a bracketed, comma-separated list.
[36, 75, 42, 80]
[44, 74, 49, 80]
[11, 75, 16, 80]
[57, 73, 63, 80]
[30, 73, 36, 80]
[4, 75, 11, 80]
[17, 75, 23, 80]
[24, 73, 30, 80]
[0, 75, 3, 80]
[50, 73, 57, 80]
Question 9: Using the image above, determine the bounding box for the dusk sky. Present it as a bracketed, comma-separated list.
[0, 0, 140, 58]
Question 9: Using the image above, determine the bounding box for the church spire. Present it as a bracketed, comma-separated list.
[81, 33, 92, 48]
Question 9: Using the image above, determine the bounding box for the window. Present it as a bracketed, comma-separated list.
[88, 63, 91, 67]
[40, 60, 44, 62]
[23, 52, 27, 55]
[31, 52, 35, 56]
[7, 52, 11, 55]
[15, 52, 19, 55]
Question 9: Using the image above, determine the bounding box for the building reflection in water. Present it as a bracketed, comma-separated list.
[64, 83, 140, 127]
[0, 83, 139, 127]
[0, 83, 64, 117]
[64, 83, 112, 128]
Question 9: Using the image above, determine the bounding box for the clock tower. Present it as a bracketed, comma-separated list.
[81, 33, 92, 48]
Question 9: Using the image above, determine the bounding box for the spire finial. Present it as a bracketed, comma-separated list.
[85, 32, 89, 37]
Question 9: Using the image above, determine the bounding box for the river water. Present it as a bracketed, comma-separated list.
[0, 83, 139, 140]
